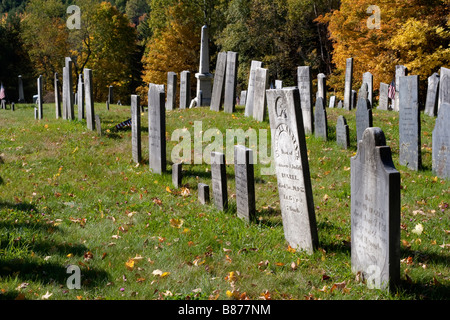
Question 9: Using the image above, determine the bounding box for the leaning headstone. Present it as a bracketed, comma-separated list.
[399, 75, 421, 171]
[266, 87, 318, 254]
[336, 115, 350, 149]
[234, 145, 256, 223]
[172, 163, 182, 188]
[224, 51, 238, 113]
[356, 90, 373, 142]
[195, 25, 213, 106]
[351, 127, 401, 291]
[211, 151, 228, 211]
[198, 183, 210, 204]
[148, 83, 166, 174]
[297, 66, 314, 134]
[240, 90, 247, 106]
[37, 75, 43, 119]
[432, 102, 450, 179]
[77, 74, 84, 121]
[337, 100, 343, 109]
[329, 95, 336, 108]
[378, 82, 389, 110]
[363, 72, 373, 107]
[424, 73, 439, 117]
[54, 73, 61, 119]
[438, 66, 450, 113]
[84, 68, 95, 131]
[95, 115, 102, 136]
[179, 70, 191, 109]
[166, 72, 177, 111]
[18, 75, 25, 102]
[317, 73, 327, 109]
[394, 65, 407, 112]
[344, 58, 353, 110]
[244, 60, 263, 117]
[253, 67, 269, 122]
[131, 94, 141, 163]
[108, 86, 114, 104]
[314, 97, 328, 141]
[210, 51, 227, 112]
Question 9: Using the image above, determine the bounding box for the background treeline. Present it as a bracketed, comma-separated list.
[0, 0, 448, 105]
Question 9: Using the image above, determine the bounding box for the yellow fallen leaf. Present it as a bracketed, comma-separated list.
[166, 186, 172, 193]
[125, 258, 135, 270]
[287, 245, 296, 253]
[170, 218, 183, 228]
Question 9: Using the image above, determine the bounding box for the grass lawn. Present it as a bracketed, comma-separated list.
[0, 100, 448, 301]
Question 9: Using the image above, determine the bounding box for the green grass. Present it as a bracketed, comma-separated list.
[0, 101, 448, 300]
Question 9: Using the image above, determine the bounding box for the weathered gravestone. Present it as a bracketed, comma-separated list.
[108, 86, 114, 104]
[210, 52, 227, 112]
[18, 75, 25, 103]
[297, 66, 314, 134]
[378, 82, 389, 111]
[211, 151, 228, 211]
[240, 90, 247, 106]
[195, 25, 213, 106]
[424, 73, 439, 117]
[95, 115, 102, 136]
[329, 95, 336, 109]
[54, 73, 61, 119]
[244, 60, 263, 117]
[234, 145, 256, 222]
[253, 67, 269, 122]
[266, 87, 318, 254]
[351, 127, 401, 291]
[84, 68, 95, 131]
[394, 65, 407, 112]
[363, 72, 373, 107]
[317, 73, 327, 109]
[131, 94, 141, 163]
[64, 57, 75, 120]
[336, 115, 350, 149]
[275, 80, 283, 89]
[399, 75, 421, 171]
[356, 85, 373, 142]
[337, 100, 343, 109]
[11, 102, 14, 111]
[432, 102, 450, 179]
[224, 51, 238, 113]
[179, 71, 191, 110]
[314, 97, 328, 141]
[351, 90, 357, 110]
[198, 183, 210, 205]
[77, 74, 84, 121]
[166, 72, 177, 111]
[37, 75, 43, 119]
[172, 163, 182, 188]
[344, 58, 353, 110]
[148, 83, 166, 174]
[438, 67, 450, 113]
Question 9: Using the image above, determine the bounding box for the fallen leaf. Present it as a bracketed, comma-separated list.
[170, 218, 184, 229]
[125, 258, 135, 271]
[41, 291, 53, 300]
[412, 223, 424, 235]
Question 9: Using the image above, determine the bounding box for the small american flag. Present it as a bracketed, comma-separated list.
[388, 79, 395, 100]
[0, 83, 5, 100]
[115, 118, 132, 130]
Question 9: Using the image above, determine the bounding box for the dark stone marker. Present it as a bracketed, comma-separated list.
[131, 94, 141, 163]
[336, 115, 350, 149]
[211, 151, 228, 211]
[399, 75, 421, 171]
[234, 145, 256, 222]
[224, 51, 238, 113]
[198, 183, 210, 204]
[210, 51, 227, 112]
[18, 75, 25, 102]
[148, 83, 166, 174]
[108, 86, 113, 104]
[351, 127, 401, 291]
[11, 102, 15, 111]
[172, 163, 182, 188]
[351, 90, 357, 110]
[166, 72, 177, 111]
[179, 71, 191, 110]
[424, 73, 439, 117]
[84, 68, 95, 131]
[356, 90, 373, 142]
[432, 102, 450, 179]
[314, 97, 328, 141]
[266, 87, 318, 254]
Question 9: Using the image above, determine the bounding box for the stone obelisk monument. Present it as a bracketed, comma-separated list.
[194, 25, 213, 107]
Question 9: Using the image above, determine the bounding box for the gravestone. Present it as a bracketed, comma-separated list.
[179, 71, 191, 109]
[234, 145, 256, 222]
[198, 183, 210, 204]
[394, 65, 407, 112]
[266, 87, 318, 254]
[131, 94, 141, 163]
[166, 72, 177, 111]
[172, 163, 182, 188]
[64, 57, 75, 120]
[18, 75, 25, 102]
[211, 151, 228, 211]
[244, 60, 263, 117]
[399, 75, 421, 171]
[195, 25, 213, 106]
[432, 102, 450, 179]
[34, 107, 38, 119]
[84, 68, 95, 131]
[37, 75, 43, 119]
[317, 73, 327, 108]
[148, 83, 166, 174]
[106, 100, 109, 111]
[424, 73, 439, 117]
[210, 51, 227, 112]
[108, 86, 114, 104]
[351, 127, 401, 291]
[438, 67, 449, 113]
[275, 80, 283, 89]
[378, 82, 389, 110]
[363, 72, 373, 107]
[344, 58, 353, 110]
[336, 115, 350, 149]
[240, 90, 247, 106]
[253, 67, 269, 122]
[77, 74, 84, 121]
[356, 86, 373, 142]
[297, 66, 314, 134]
[314, 97, 327, 141]
[62, 67, 67, 119]
[54, 73, 61, 119]
[329, 95, 336, 108]
[351, 90, 357, 110]
[337, 100, 343, 109]
[224, 51, 238, 113]
[95, 115, 102, 136]
[11, 102, 15, 111]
